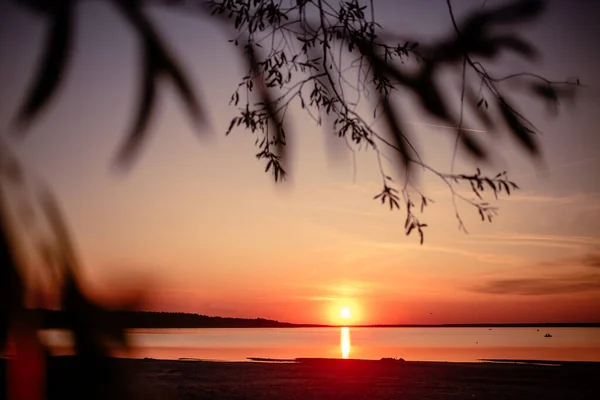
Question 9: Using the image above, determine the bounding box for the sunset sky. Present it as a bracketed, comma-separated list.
[1, 0, 599, 325]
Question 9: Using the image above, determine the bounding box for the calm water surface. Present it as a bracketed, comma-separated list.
[41, 327, 600, 362]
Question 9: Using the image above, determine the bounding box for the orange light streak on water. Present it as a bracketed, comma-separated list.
[341, 327, 351, 359]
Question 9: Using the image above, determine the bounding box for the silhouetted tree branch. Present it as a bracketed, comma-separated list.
[7, 0, 580, 242]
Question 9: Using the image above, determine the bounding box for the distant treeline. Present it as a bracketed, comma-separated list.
[31, 309, 311, 329]
[29, 309, 600, 329]
[359, 323, 600, 328]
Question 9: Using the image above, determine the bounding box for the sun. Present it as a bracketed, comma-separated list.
[340, 307, 352, 320]
[327, 300, 361, 325]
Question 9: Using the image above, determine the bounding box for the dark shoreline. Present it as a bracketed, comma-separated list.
[32, 309, 600, 329]
[224, 357, 600, 367]
[145, 322, 600, 329]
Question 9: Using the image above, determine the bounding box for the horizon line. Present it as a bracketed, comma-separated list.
[32, 308, 600, 327]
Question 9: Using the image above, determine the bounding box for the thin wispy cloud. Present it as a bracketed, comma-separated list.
[582, 254, 600, 268]
[470, 275, 600, 296]
[294, 280, 382, 302]
[307, 204, 379, 218]
[355, 240, 521, 265]
[538, 253, 600, 269]
[467, 232, 600, 250]
[469, 253, 600, 295]
[502, 192, 600, 206]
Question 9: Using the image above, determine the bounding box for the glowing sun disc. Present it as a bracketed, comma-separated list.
[340, 307, 351, 319]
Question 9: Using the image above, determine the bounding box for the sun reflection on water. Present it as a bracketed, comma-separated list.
[340, 327, 351, 358]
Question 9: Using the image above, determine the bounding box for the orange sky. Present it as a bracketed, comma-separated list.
[1, 0, 599, 325]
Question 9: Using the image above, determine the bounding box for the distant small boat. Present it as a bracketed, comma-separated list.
[544, 333, 552, 338]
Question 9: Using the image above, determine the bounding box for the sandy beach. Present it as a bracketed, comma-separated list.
[23, 357, 598, 399]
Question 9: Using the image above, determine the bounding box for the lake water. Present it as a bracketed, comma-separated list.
[40, 327, 600, 362]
